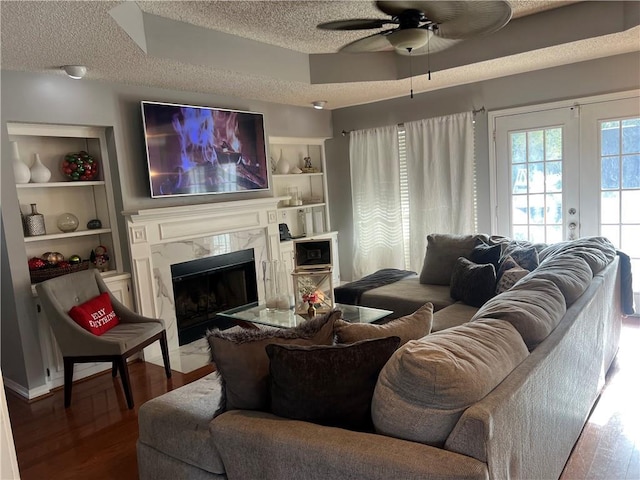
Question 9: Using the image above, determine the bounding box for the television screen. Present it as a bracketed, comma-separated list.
[141, 101, 269, 198]
[294, 239, 332, 270]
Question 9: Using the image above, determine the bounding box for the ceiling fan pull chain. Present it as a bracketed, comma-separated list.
[427, 33, 432, 80]
[408, 48, 414, 99]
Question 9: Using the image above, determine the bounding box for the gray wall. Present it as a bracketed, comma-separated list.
[327, 52, 640, 282]
[1, 69, 331, 392]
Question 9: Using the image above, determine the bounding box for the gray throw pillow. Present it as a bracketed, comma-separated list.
[501, 244, 539, 271]
[449, 257, 496, 307]
[334, 302, 433, 346]
[419, 234, 482, 285]
[266, 336, 400, 430]
[207, 310, 341, 415]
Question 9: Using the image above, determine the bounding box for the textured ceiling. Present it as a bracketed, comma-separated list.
[1, 1, 638, 110]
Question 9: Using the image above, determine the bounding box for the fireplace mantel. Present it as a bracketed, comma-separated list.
[124, 196, 287, 357]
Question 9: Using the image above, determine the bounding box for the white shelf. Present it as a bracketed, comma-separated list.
[277, 202, 326, 212]
[24, 228, 111, 243]
[17, 181, 105, 189]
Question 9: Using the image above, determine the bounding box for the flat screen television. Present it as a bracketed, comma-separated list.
[141, 101, 269, 198]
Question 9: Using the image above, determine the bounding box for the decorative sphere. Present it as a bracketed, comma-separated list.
[57, 213, 79, 233]
[61, 151, 99, 181]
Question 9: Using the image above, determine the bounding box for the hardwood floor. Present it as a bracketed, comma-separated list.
[6, 362, 214, 480]
[5, 318, 640, 480]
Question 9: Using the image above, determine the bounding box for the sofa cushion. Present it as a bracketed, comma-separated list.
[450, 257, 496, 307]
[471, 277, 566, 350]
[538, 236, 616, 274]
[360, 276, 454, 318]
[137, 372, 226, 475]
[371, 319, 529, 447]
[527, 254, 593, 306]
[419, 234, 482, 285]
[335, 302, 432, 346]
[266, 336, 400, 430]
[207, 310, 340, 414]
[432, 302, 479, 332]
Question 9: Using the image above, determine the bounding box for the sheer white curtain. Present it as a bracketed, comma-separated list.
[404, 112, 475, 272]
[349, 125, 405, 279]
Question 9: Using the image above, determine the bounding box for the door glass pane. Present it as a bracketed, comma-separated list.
[511, 132, 527, 163]
[545, 161, 562, 192]
[621, 225, 640, 257]
[509, 127, 563, 243]
[601, 121, 620, 155]
[601, 191, 620, 224]
[622, 118, 640, 154]
[601, 156, 620, 189]
[621, 190, 640, 223]
[545, 128, 562, 160]
[546, 226, 563, 244]
[622, 154, 640, 188]
[601, 225, 620, 247]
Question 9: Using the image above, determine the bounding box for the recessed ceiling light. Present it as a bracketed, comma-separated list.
[61, 65, 87, 79]
[312, 101, 327, 110]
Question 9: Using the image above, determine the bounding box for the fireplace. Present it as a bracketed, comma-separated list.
[171, 248, 258, 345]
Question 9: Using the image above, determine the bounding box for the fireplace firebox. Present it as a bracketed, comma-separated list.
[171, 249, 258, 345]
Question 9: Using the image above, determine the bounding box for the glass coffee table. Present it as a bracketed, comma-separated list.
[218, 303, 393, 329]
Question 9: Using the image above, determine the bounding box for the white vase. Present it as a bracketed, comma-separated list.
[10, 141, 30, 184]
[276, 149, 290, 174]
[30, 153, 51, 183]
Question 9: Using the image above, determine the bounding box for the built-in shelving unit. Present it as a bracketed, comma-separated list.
[269, 136, 331, 239]
[7, 122, 130, 392]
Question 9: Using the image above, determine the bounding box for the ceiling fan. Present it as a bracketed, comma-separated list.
[318, 1, 512, 56]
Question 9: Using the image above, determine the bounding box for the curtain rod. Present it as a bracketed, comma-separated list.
[341, 107, 485, 136]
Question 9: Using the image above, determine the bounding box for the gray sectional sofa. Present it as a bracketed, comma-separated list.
[137, 235, 624, 480]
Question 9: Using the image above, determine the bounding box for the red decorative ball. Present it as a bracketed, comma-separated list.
[62, 151, 99, 181]
[28, 257, 47, 270]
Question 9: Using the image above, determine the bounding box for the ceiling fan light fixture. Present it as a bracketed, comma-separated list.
[387, 28, 430, 51]
[62, 65, 87, 79]
[312, 100, 327, 110]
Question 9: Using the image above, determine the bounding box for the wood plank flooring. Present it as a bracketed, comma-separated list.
[5, 317, 640, 480]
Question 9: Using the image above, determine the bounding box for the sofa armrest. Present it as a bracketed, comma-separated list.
[210, 410, 488, 480]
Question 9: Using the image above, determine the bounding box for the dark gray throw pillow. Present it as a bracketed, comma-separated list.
[450, 257, 497, 307]
[207, 310, 341, 416]
[266, 336, 401, 431]
[470, 243, 502, 271]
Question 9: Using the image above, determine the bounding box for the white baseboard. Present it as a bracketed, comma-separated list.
[3, 377, 50, 400]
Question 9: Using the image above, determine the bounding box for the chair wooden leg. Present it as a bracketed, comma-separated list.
[63, 358, 74, 408]
[112, 361, 118, 377]
[116, 356, 134, 409]
[159, 330, 172, 378]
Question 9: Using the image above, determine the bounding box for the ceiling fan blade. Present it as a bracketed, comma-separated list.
[376, 1, 511, 39]
[339, 32, 394, 53]
[376, 1, 434, 18]
[317, 18, 395, 31]
[395, 34, 460, 55]
[428, 1, 512, 39]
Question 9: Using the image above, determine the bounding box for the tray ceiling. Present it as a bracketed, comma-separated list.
[1, 1, 638, 109]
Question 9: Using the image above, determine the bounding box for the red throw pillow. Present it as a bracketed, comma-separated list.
[68, 292, 120, 335]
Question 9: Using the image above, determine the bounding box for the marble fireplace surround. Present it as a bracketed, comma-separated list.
[124, 197, 284, 366]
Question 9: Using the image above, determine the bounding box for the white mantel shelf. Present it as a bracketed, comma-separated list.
[123, 196, 288, 221]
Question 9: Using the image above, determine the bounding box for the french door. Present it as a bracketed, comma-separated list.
[491, 91, 640, 300]
[494, 107, 579, 243]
